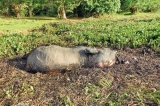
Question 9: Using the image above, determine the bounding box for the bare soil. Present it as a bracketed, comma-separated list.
[0, 47, 160, 106]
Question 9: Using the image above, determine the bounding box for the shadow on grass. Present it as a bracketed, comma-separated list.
[19, 17, 56, 20]
[123, 12, 133, 16]
[0, 16, 56, 21]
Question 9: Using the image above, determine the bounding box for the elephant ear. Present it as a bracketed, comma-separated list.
[85, 47, 99, 54]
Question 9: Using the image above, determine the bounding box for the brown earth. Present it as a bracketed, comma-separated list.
[0, 47, 160, 106]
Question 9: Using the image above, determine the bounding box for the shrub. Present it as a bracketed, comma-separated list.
[120, 0, 138, 13]
[138, 0, 160, 12]
[46, 3, 58, 17]
[121, 0, 160, 13]
[75, 0, 121, 17]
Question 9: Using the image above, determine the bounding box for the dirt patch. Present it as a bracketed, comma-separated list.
[0, 48, 160, 106]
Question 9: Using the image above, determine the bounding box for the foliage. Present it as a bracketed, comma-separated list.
[0, 16, 160, 57]
[120, 0, 138, 13]
[0, 0, 160, 17]
[46, 3, 58, 17]
[121, 0, 160, 13]
[0, 0, 49, 17]
[137, 0, 160, 12]
[76, 0, 121, 17]
[53, 0, 82, 19]
[108, 88, 160, 106]
[0, 0, 26, 17]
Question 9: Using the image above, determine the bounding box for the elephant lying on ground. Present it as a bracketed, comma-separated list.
[26, 45, 117, 73]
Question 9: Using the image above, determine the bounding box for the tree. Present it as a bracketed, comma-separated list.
[0, 0, 26, 17]
[137, 0, 160, 12]
[76, 0, 121, 17]
[53, 0, 82, 19]
[120, 0, 160, 13]
[120, 0, 138, 13]
[0, 0, 49, 17]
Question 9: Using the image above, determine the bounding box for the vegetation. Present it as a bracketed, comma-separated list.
[0, 0, 160, 18]
[0, 1, 160, 105]
[75, 0, 121, 17]
[120, 0, 160, 13]
[0, 14, 160, 57]
[0, 17, 57, 32]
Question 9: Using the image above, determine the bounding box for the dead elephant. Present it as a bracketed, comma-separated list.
[26, 45, 117, 73]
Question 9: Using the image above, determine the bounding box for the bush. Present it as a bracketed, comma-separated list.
[46, 3, 58, 17]
[120, 0, 160, 13]
[32, 4, 48, 16]
[75, 0, 121, 17]
[138, 0, 160, 12]
[19, 3, 28, 17]
[120, 0, 138, 13]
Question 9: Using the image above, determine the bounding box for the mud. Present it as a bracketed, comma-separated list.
[0, 47, 159, 106]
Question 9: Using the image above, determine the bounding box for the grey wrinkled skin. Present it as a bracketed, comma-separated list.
[26, 45, 117, 72]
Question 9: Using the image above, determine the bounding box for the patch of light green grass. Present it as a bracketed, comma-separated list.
[0, 17, 57, 32]
[106, 12, 160, 20]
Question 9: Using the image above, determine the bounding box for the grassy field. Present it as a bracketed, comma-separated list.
[0, 13, 160, 57]
[0, 13, 160, 105]
[0, 16, 58, 35]
[0, 13, 159, 34]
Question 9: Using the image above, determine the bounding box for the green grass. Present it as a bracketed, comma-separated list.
[108, 87, 160, 106]
[0, 16, 57, 34]
[0, 13, 159, 33]
[0, 14, 160, 57]
[73, 80, 160, 106]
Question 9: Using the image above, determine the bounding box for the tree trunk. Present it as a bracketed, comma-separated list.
[12, 4, 21, 17]
[28, 9, 33, 17]
[59, 7, 67, 19]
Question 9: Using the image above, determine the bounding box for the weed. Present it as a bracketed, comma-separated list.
[62, 96, 74, 106]
[107, 86, 160, 106]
